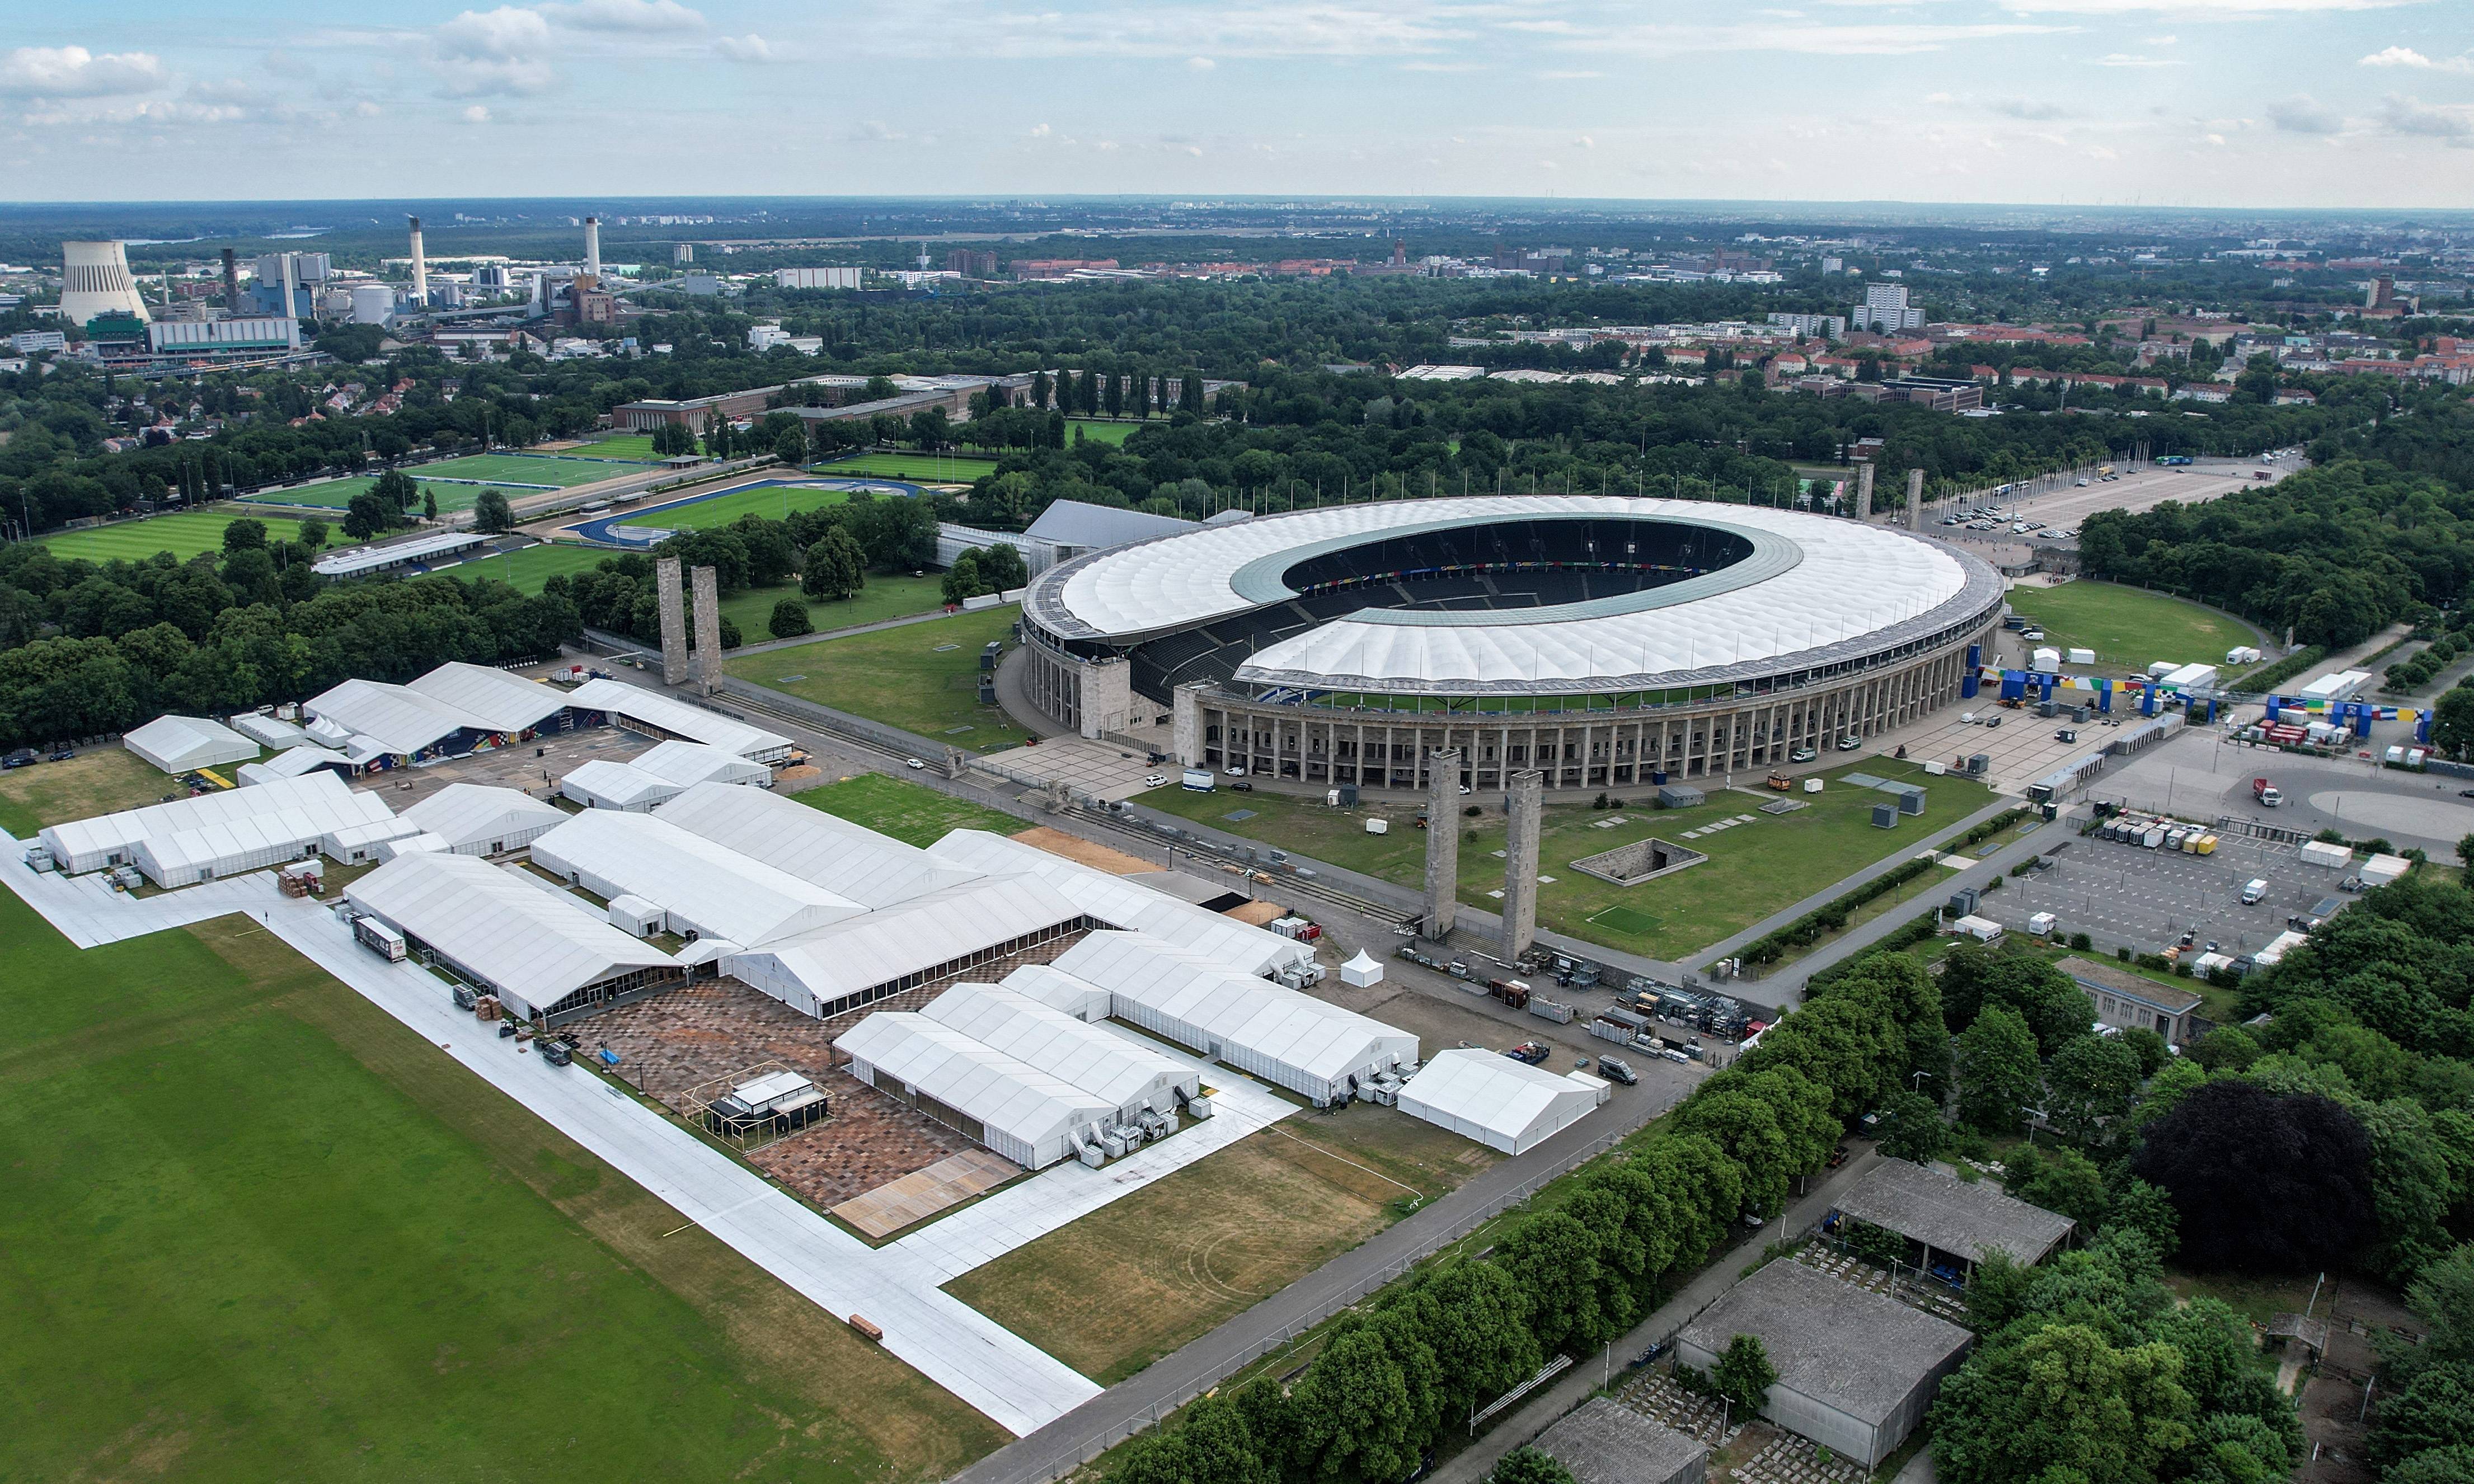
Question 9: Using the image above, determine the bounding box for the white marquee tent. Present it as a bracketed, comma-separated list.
[405, 662, 571, 734]
[237, 746, 354, 787]
[1396, 1048, 1605, 1154]
[566, 677, 794, 762]
[724, 875, 1088, 1020]
[658, 783, 982, 906]
[834, 1012, 1116, 1168]
[1001, 962, 1113, 1022]
[922, 982, 1199, 1120]
[40, 771, 397, 880]
[399, 783, 568, 855]
[123, 715, 254, 774]
[1049, 931, 1416, 1105]
[302, 678, 480, 758]
[560, 743, 768, 814]
[530, 808, 865, 946]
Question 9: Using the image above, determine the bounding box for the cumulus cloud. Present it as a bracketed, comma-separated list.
[432, 7, 557, 96]
[1993, 98, 2072, 118]
[540, 0, 705, 29]
[1187, 55, 1216, 69]
[2379, 92, 2473, 138]
[2267, 94, 2342, 133]
[2362, 45, 2473, 72]
[0, 45, 167, 98]
[462, 103, 492, 123]
[715, 34, 788, 62]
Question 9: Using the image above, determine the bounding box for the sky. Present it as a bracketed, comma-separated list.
[2, 0, 2471, 209]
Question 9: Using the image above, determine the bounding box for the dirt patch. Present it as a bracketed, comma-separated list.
[1225, 899, 1288, 927]
[1010, 825, 1156, 875]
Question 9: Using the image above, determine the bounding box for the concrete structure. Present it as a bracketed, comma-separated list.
[1675, 1260, 1972, 1467]
[1020, 497, 2002, 793]
[408, 216, 427, 302]
[1424, 749, 1462, 938]
[1396, 1048, 1603, 1153]
[312, 532, 489, 579]
[59, 241, 152, 329]
[1853, 283, 1922, 333]
[1906, 467, 1924, 531]
[123, 715, 254, 774]
[2057, 955, 2205, 1046]
[1831, 1158, 2076, 1272]
[1533, 1399, 1708, 1484]
[1856, 460, 1875, 513]
[1503, 769, 1543, 956]
[656, 555, 688, 686]
[691, 564, 722, 696]
[584, 216, 601, 280]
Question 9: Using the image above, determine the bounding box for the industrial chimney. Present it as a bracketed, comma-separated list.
[277, 251, 299, 323]
[221, 248, 240, 312]
[408, 215, 428, 303]
[584, 215, 601, 281]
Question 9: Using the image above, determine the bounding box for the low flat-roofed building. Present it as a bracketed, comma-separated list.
[124, 713, 254, 774]
[1675, 1259, 1973, 1467]
[2057, 955, 2204, 1045]
[1831, 1158, 2074, 1272]
[1533, 1399, 1708, 1484]
[312, 531, 488, 579]
[39, 771, 395, 880]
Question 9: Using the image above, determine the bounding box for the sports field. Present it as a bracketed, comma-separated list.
[576, 433, 663, 462]
[41, 510, 264, 563]
[653, 482, 856, 532]
[790, 773, 1024, 847]
[2003, 580, 2253, 671]
[0, 891, 1003, 1482]
[726, 605, 1027, 750]
[417, 452, 653, 489]
[821, 453, 1002, 483]
[722, 573, 952, 642]
[1067, 419, 1142, 446]
[434, 541, 616, 591]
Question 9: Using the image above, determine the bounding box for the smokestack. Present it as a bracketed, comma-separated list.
[408, 216, 428, 303]
[584, 216, 600, 280]
[221, 248, 239, 312]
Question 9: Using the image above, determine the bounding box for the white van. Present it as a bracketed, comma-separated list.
[2241, 879, 2269, 905]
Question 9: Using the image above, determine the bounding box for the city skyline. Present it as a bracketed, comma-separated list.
[3, 0, 2472, 208]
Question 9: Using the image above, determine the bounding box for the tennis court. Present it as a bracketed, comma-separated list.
[818, 452, 1001, 483]
[42, 511, 262, 563]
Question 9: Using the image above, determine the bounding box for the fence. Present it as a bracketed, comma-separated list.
[984, 1124, 1630, 1484]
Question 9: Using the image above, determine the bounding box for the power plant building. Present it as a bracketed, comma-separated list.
[58, 241, 153, 331]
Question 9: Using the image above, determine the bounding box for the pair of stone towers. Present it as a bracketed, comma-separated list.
[1423, 750, 1543, 960]
[654, 555, 722, 696]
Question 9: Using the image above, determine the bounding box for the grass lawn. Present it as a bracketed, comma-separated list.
[726, 605, 1028, 750]
[417, 452, 646, 489]
[434, 541, 617, 592]
[246, 475, 485, 515]
[2004, 580, 2251, 671]
[40, 510, 262, 563]
[1067, 419, 1143, 446]
[1140, 760, 1994, 960]
[0, 890, 1003, 1482]
[727, 574, 951, 644]
[0, 747, 199, 835]
[945, 1104, 1493, 1383]
[652, 481, 856, 532]
[790, 772, 1024, 847]
[821, 452, 1003, 484]
[574, 433, 663, 462]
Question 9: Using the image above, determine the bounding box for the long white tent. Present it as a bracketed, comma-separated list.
[659, 782, 982, 907]
[566, 677, 794, 763]
[398, 783, 567, 855]
[39, 771, 397, 880]
[1001, 962, 1112, 1022]
[929, 829, 1313, 980]
[835, 1013, 1116, 1169]
[1050, 931, 1415, 1106]
[922, 982, 1199, 1120]
[303, 678, 485, 759]
[237, 746, 354, 787]
[1396, 1048, 1604, 1154]
[530, 808, 865, 946]
[405, 662, 571, 734]
[560, 743, 769, 814]
[123, 714, 255, 774]
[345, 851, 681, 1022]
[725, 876, 1090, 1020]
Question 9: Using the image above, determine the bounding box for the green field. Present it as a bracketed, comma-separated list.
[1138, 759, 1993, 959]
[1067, 419, 1142, 446]
[726, 605, 1027, 750]
[433, 541, 617, 591]
[250, 475, 486, 515]
[576, 433, 663, 462]
[0, 747, 203, 835]
[40, 510, 269, 563]
[0, 892, 1002, 1482]
[642, 481, 856, 533]
[2004, 580, 2252, 671]
[790, 772, 1024, 847]
[721, 574, 952, 645]
[417, 452, 651, 488]
[820, 453, 1003, 484]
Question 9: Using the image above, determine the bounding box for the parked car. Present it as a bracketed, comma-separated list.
[1229, 781, 1254, 792]
[904, 757, 925, 770]
[1597, 1056, 1639, 1085]
[1225, 764, 1247, 776]
[48, 747, 73, 763]
[1789, 747, 1817, 763]
[1836, 734, 1861, 750]
[1142, 774, 1166, 788]
[1, 748, 39, 769]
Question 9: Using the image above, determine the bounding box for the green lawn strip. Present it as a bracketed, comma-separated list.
[788, 773, 1023, 847]
[721, 573, 952, 646]
[1065, 419, 1142, 446]
[571, 433, 662, 462]
[819, 453, 1003, 483]
[0, 746, 202, 835]
[1139, 761, 1991, 959]
[725, 605, 1026, 750]
[416, 453, 649, 488]
[433, 541, 616, 592]
[0, 891, 999, 1481]
[2003, 581, 2250, 671]
[39, 510, 265, 563]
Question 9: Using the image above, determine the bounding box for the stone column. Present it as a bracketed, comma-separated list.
[690, 565, 722, 696]
[1422, 749, 1462, 941]
[1171, 684, 1203, 767]
[1907, 467, 1926, 530]
[1856, 461, 1875, 516]
[655, 555, 688, 685]
[1501, 768, 1544, 959]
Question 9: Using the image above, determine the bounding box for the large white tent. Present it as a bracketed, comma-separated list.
[922, 982, 1199, 1120]
[346, 851, 680, 1022]
[560, 743, 768, 814]
[1001, 962, 1112, 1022]
[40, 771, 397, 880]
[1049, 931, 1415, 1106]
[929, 829, 1313, 980]
[835, 1012, 1116, 1169]
[399, 783, 567, 855]
[302, 678, 482, 759]
[566, 677, 794, 763]
[724, 875, 1090, 1020]
[658, 782, 982, 906]
[123, 715, 254, 774]
[405, 662, 572, 735]
[530, 808, 866, 946]
[1396, 1048, 1604, 1154]
[237, 746, 354, 787]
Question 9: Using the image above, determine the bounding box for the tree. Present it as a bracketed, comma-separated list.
[2111, 1178, 2182, 1256]
[1877, 1089, 1948, 1164]
[2188, 1027, 2261, 1073]
[2002, 1144, 2112, 1227]
[2439, 689, 2474, 762]
[1930, 1322, 2196, 1484]
[473, 489, 514, 534]
[2130, 1081, 2377, 1272]
[767, 598, 813, 640]
[1104, 371, 1125, 419]
[220, 518, 266, 553]
[2045, 1033, 2145, 1139]
[372, 468, 419, 512]
[1941, 945, 2095, 1053]
[1956, 1003, 2042, 1133]
[1288, 1325, 1418, 1484]
[2372, 1361, 2474, 1469]
[976, 541, 1030, 594]
[296, 517, 330, 550]
[342, 490, 400, 540]
[650, 421, 697, 457]
[774, 426, 808, 467]
[2459, 833, 2474, 872]
[801, 528, 868, 602]
[1030, 370, 1051, 410]
[942, 551, 987, 605]
[1488, 1447, 1575, 1484]
[1711, 1334, 1778, 1415]
[422, 487, 438, 522]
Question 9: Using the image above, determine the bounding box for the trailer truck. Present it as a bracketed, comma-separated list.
[2252, 777, 2281, 807]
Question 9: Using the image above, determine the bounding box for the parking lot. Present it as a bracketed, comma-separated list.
[349, 722, 658, 810]
[1919, 459, 2292, 548]
[1878, 703, 2109, 796]
[1974, 828, 2335, 960]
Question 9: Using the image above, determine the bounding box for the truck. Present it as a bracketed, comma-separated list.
[1180, 768, 1215, 792]
[2241, 878, 2269, 905]
[2252, 777, 2281, 806]
[1588, 1007, 1651, 1045]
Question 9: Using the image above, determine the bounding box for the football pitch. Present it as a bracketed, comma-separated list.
[820, 452, 1001, 483]
[433, 541, 616, 591]
[41, 510, 265, 563]
[571, 433, 663, 462]
[655, 482, 856, 532]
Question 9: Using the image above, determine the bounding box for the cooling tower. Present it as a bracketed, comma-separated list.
[59, 241, 152, 326]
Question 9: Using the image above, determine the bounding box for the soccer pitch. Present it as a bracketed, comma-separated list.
[572, 433, 662, 462]
[417, 453, 649, 489]
[41, 510, 264, 563]
[433, 541, 616, 591]
[819, 452, 1000, 483]
[655, 482, 857, 532]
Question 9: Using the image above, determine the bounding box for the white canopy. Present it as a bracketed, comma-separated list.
[724, 875, 1086, 1019]
[238, 746, 353, 787]
[530, 807, 866, 947]
[566, 677, 794, 762]
[405, 662, 570, 733]
[561, 746, 768, 814]
[1341, 949, 1384, 988]
[124, 715, 253, 773]
[1397, 1048, 1602, 1154]
[346, 851, 676, 1021]
[40, 771, 395, 878]
[659, 782, 982, 907]
[1001, 962, 1113, 1022]
[835, 1012, 1115, 1169]
[399, 783, 567, 854]
[922, 983, 1198, 1116]
[303, 678, 477, 757]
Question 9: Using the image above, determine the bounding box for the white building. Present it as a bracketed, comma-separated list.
[566, 677, 794, 763]
[834, 1013, 1115, 1169]
[560, 743, 768, 813]
[724, 875, 1091, 1020]
[921, 982, 1199, 1122]
[398, 783, 568, 855]
[405, 662, 574, 736]
[1000, 962, 1112, 1021]
[1048, 932, 1416, 1106]
[1852, 283, 1922, 332]
[1396, 1048, 1604, 1154]
[529, 808, 866, 946]
[38, 772, 397, 881]
[237, 746, 355, 787]
[344, 852, 681, 1023]
[123, 715, 255, 774]
[661, 783, 980, 906]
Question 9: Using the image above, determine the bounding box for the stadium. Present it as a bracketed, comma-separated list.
[1017, 496, 2007, 793]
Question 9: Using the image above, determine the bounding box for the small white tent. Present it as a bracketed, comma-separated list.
[124, 715, 253, 774]
[1397, 1048, 1602, 1154]
[1340, 950, 1384, 988]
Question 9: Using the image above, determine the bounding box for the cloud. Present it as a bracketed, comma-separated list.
[431, 7, 557, 96]
[715, 34, 788, 62]
[1999, 0, 2417, 11]
[2379, 92, 2473, 137]
[1993, 98, 2072, 118]
[1399, 60, 1484, 71]
[2145, 32, 2179, 42]
[1576, 21, 2072, 57]
[1574, 134, 1595, 148]
[2096, 51, 2181, 65]
[1187, 55, 1216, 69]
[1028, 121, 1050, 136]
[462, 103, 492, 123]
[540, 0, 705, 30]
[1538, 69, 1604, 77]
[354, 100, 382, 117]
[0, 45, 167, 98]
[2362, 45, 2473, 72]
[2267, 93, 2343, 132]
